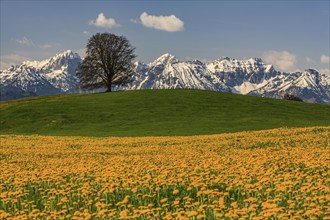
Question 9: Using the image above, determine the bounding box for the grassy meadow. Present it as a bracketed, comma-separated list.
[0, 127, 329, 219]
[1, 89, 330, 136]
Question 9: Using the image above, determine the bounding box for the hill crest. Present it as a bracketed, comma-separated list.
[1, 89, 329, 136]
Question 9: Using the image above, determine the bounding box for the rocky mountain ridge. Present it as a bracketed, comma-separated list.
[1, 51, 329, 103]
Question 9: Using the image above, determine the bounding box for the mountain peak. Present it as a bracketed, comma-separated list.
[251, 57, 264, 63]
[52, 50, 80, 60]
[20, 50, 81, 70]
[1, 50, 82, 97]
[151, 53, 177, 66]
[303, 69, 319, 75]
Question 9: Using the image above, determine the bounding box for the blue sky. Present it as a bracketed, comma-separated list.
[1, 0, 329, 74]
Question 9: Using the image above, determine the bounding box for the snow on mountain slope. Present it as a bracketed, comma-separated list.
[248, 69, 330, 103]
[120, 54, 329, 104]
[119, 54, 229, 91]
[1, 51, 329, 104]
[0, 50, 81, 100]
[206, 57, 278, 88]
[0, 64, 60, 96]
[22, 50, 81, 92]
[39, 50, 81, 92]
[233, 81, 268, 95]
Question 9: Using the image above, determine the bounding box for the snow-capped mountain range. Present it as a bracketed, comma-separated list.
[1, 50, 329, 104]
[0, 50, 81, 100]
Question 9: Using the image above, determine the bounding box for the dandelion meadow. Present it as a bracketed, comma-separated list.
[0, 127, 329, 219]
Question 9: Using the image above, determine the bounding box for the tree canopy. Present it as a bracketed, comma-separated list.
[77, 33, 136, 92]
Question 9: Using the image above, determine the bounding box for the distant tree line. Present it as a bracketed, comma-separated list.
[283, 93, 303, 102]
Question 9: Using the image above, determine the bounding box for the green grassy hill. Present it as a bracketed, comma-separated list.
[0, 89, 329, 136]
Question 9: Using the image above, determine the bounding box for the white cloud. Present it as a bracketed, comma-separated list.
[306, 56, 312, 63]
[319, 68, 330, 76]
[262, 50, 297, 72]
[40, 44, 53, 49]
[15, 37, 57, 50]
[83, 30, 91, 35]
[0, 54, 31, 70]
[320, 54, 330, 64]
[130, 18, 138, 24]
[89, 13, 119, 29]
[139, 12, 184, 32]
[16, 37, 34, 46]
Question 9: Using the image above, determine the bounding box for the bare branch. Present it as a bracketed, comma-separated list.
[77, 33, 136, 92]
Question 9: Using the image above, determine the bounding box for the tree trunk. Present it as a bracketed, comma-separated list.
[106, 81, 112, 92]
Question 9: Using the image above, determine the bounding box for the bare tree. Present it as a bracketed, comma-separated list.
[77, 33, 136, 92]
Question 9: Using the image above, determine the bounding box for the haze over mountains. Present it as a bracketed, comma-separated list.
[1, 50, 329, 104]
